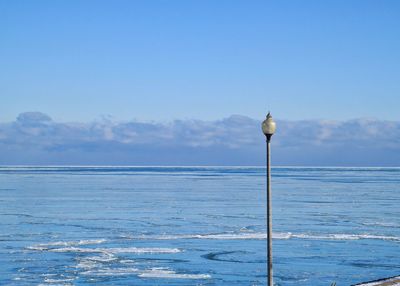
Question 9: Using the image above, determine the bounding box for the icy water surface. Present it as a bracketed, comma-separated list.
[0, 166, 399, 285]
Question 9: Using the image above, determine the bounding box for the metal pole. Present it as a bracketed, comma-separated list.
[266, 136, 273, 286]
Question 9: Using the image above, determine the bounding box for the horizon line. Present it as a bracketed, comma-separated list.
[1, 165, 399, 169]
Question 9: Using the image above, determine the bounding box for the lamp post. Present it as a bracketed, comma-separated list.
[262, 112, 276, 286]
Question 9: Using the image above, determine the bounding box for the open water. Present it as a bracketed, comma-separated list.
[0, 166, 399, 285]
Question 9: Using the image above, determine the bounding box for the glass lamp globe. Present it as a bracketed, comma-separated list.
[262, 112, 276, 137]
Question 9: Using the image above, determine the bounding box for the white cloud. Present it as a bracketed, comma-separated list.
[0, 112, 399, 166]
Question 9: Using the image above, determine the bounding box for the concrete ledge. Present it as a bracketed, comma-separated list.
[352, 276, 400, 286]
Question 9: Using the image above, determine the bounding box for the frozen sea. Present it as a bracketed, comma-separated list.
[0, 166, 399, 286]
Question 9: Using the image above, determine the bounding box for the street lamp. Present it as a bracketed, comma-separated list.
[262, 112, 276, 286]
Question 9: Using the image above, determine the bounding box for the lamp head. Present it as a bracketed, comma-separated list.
[262, 112, 276, 140]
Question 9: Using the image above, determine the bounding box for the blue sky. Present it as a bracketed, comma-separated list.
[1, 0, 400, 122]
[1, 1, 400, 166]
